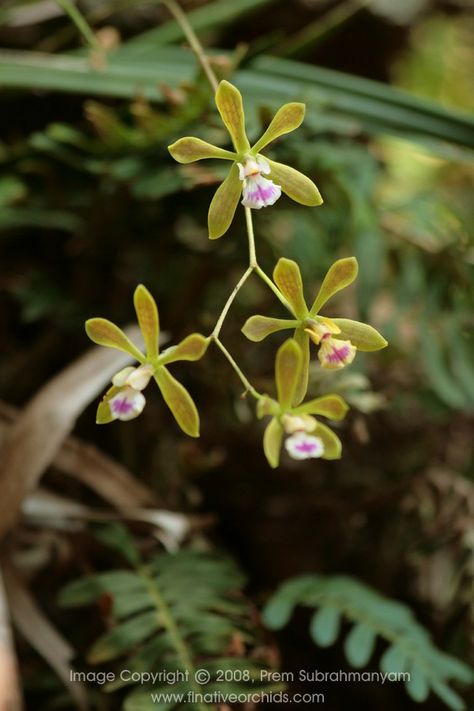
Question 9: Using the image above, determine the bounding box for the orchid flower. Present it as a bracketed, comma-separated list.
[258, 338, 349, 468]
[85, 285, 208, 436]
[168, 80, 322, 239]
[243, 257, 387, 405]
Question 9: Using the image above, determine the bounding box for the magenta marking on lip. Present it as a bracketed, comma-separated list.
[111, 398, 134, 414]
[295, 441, 320, 454]
[327, 345, 351, 363]
[247, 185, 277, 203]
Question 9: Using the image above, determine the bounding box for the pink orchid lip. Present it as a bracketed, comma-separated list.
[285, 432, 325, 460]
[111, 397, 135, 415]
[326, 343, 352, 363]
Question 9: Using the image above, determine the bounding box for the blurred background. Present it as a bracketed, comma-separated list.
[0, 0, 473, 709]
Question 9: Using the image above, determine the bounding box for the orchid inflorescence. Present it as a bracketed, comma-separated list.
[86, 77, 387, 468]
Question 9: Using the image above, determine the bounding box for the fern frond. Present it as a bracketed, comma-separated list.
[59, 524, 279, 710]
[263, 575, 473, 711]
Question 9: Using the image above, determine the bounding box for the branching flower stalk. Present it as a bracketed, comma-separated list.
[86, 0, 387, 467]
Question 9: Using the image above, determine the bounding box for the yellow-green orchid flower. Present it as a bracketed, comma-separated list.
[85, 285, 208, 436]
[168, 80, 322, 239]
[259, 338, 349, 468]
[243, 257, 387, 404]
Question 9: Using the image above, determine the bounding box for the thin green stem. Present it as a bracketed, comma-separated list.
[212, 265, 253, 339]
[162, 0, 219, 92]
[245, 207, 293, 311]
[254, 265, 293, 312]
[244, 207, 257, 268]
[55, 0, 98, 49]
[213, 338, 262, 400]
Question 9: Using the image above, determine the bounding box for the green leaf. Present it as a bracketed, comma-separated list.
[380, 644, 407, 675]
[241, 315, 298, 342]
[252, 102, 305, 153]
[263, 594, 295, 630]
[332, 318, 387, 351]
[263, 418, 283, 469]
[267, 159, 323, 206]
[215, 80, 250, 154]
[168, 136, 236, 163]
[123, 0, 275, 49]
[207, 162, 242, 239]
[310, 257, 359, 315]
[314, 422, 342, 460]
[431, 681, 466, 711]
[310, 606, 341, 647]
[155, 367, 200, 437]
[85, 318, 144, 361]
[59, 571, 145, 607]
[159, 334, 209, 365]
[344, 623, 377, 668]
[273, 258, 308, 319]
[92, 523, 141, 566]
[406, 663, 430, 703]
[87, 611, 158, 664]
[293, 394, 348, 420]
[275, 338, 303, 409]
[134, 285, 160, 358]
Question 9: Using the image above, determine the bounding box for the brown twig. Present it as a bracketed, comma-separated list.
[0, 565, 23, 711]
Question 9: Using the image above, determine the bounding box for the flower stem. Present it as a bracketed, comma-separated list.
[212, 337, 262, 400]
[55, 0, 98, 49]
[162, 0, 219, 92]
[212, 266, 253, 339]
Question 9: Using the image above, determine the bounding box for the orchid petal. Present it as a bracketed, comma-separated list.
[273, 258, 308, 319]
[208, 163, 242, 239]
[285, 432, 324, 460]
[168, 136, 236, 164]
[331, 318, 387, 352]
[85, 318, 144, 362]
[109, 387, 146, 421]
[263, 417, 283, 469]
[242, 315, 298, 342]
[318, 337, 357, 370]
[291, 327, 310, 406]
[155, 367, 199, 437]
[314, 422, 343, 460]
[134, 284, 159, 358]
[293, 394, 349, 420]
[159, 334, 209, 365]
[310, 257, 359, 315]
[266, 159, 322, 206]
[275, 338, 302, 410]
[252, 103, 305, 154]
[215, 80, 250, 154]
[96, 385, 119, 425]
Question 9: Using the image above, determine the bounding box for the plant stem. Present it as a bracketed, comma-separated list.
[140, 566, 208, 711]
[212, 266, 253, 339]
[55, 0, 98, 49]
[213, 338, 262, 400]
[244, 207, 257, 268]
[162, 0, 219, 92]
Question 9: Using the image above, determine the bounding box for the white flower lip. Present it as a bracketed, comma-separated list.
[109, 387, 146, 421]
[285, 432, 324, 460]
[238, 155, 281, 210]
